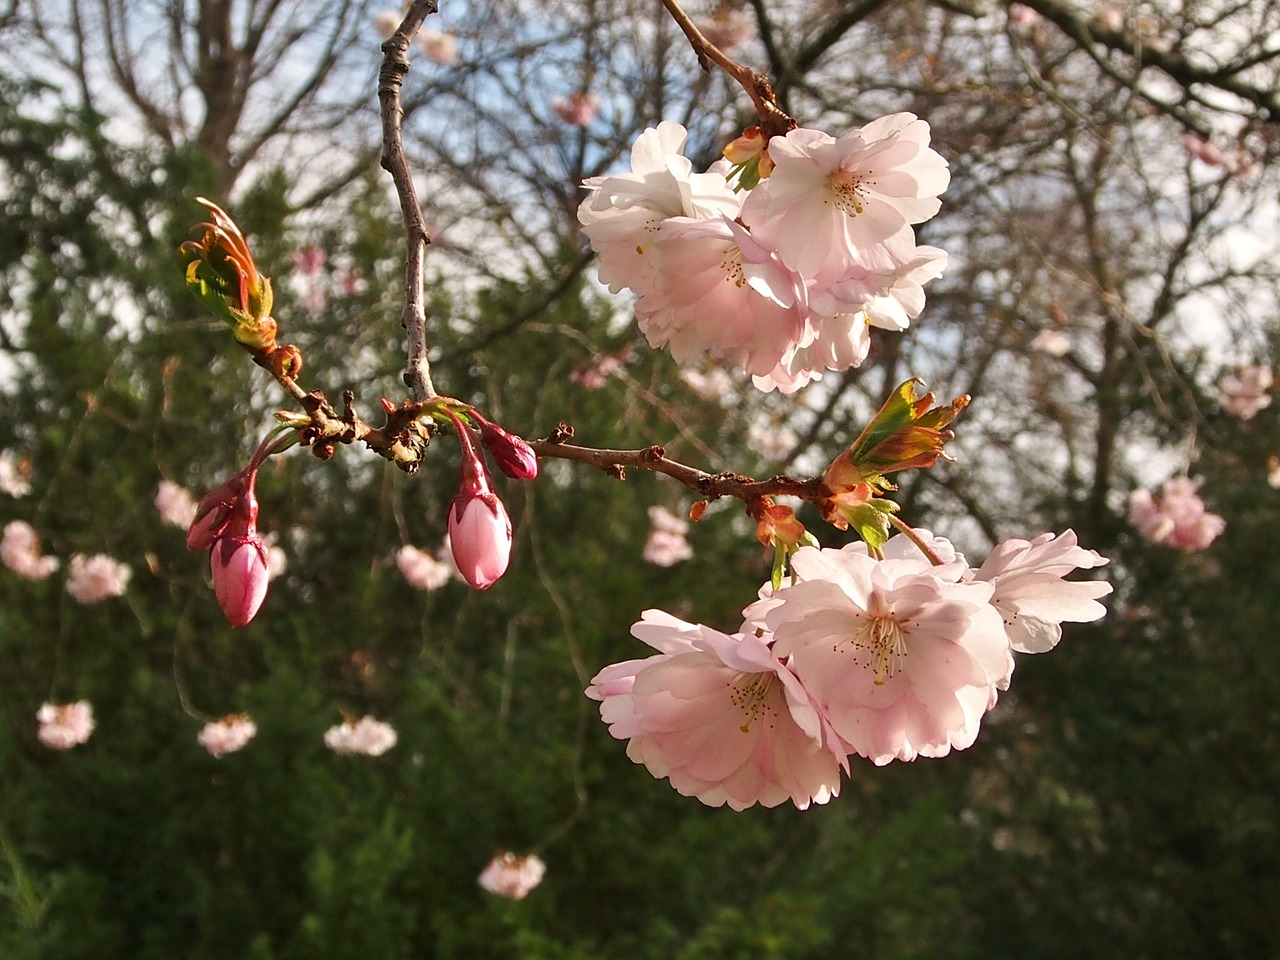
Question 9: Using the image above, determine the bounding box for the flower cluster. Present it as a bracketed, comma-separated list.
[66, 553, 131, 604]
[0, 450, 31, 498]
[2, 520, 60, 581]
[642, 505, 694, 567]
[396, 543, 456, 592]
[1219, 364, 1273, 421]
[198, 714, 258, 758]
[156, 480, 199, 529]
[478, 852, 546, 899]
[1128, 477, 1226, 552]
[578, 116, 949, 392]
[324, 715, 398, 756]
[588, 530, 1110, 810]
[37, 701, 95, 750]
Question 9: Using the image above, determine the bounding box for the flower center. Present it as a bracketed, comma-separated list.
[851, 614, 907, 686]
[829, 168, 875, 218]
[729, 671, 780, 733]
[720, 245, 747, 288]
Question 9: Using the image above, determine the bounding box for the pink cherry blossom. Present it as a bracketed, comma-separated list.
[636, 215, 808, 378]
[1009, 3, 1039, 26]
[552, 91, 599, 126]
[291, 246, 327, 277]
[1095, 8, 1123, 31]
[373, 10, 401, 38]
[587, 610, 846, 810]
[1030, 328, 1072, 356]
[1219, 364, 1273, 421]
[742, 115, 950, 281]
[569, 351, 625, 389]
[324, 715, 398, 756]
[0, 451, 31, 498]
[642, 505, 693, 566]
[679, 366, 735, 401]
[1128, 477, 1225, 551]
[478, 852, 546, 899]
[747, 419, 798, 461]
[2, 520, 60, 580]
[417, 28, 459, 66]
[970, 530, 1112, 654]
[396, 544, 454, 592]
[694, 5, 755, 52]
[65, 553, 131, 604]
[578, 121, 741, 298]
[155, 480, 199, 528]
[197, 714, 258, 757]
[37, 701, 94, 750]
[763, 545, 1011, 765]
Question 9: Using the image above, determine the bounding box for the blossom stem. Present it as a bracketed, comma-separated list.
[887, 514, 947, 565]
[656, 0, 795, 139]
[378, 0, 439, 401]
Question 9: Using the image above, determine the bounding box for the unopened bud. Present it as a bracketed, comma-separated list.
[448, 490, 513, 590]
[471, 413, 538, 480]
[210, 533, 270, 628]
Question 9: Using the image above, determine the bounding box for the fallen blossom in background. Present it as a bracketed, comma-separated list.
[37, 701, 94, 750]
[694, 5, 755, 52]
[587, 609, 846, 810]
[551, 91, 598, 126]
[65, 553, 131, 604]
[679, 366, 735, 402]
[265, 538, 287, 580]
[417, 28, 459, 66]
[396, 543, 454, 591]
[642, 505, 693, 566]
[1268, 455, 1280, 489]
[324, 716, 398, 756]
[335, 267, 367, 297]
[373, 9, 400, 38]
[1182, 132, 1261, 178]
[1029, 328, 1072, 357]
[0, 451, 31, 498]
[1095, 8, 1123, 31]
[155, 480, 199, 528]
[747, 418, 798, 461]
[1219, 364, 1273, 421]
[197, 715, 258, 758]
[291, 246, 327, 277]
[478, 852, 546, 899]
[1008, 3, 1039, 25]
[568, 351, 625, 389]
[2, 520, 60, 580]
[1128, 477, 1226, 552]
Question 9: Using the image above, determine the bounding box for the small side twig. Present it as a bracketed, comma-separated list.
[379, 0, 440, 400]
[657, 0, 795, 140]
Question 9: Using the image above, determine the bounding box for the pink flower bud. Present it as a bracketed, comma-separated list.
[448, 491, 512, 590]
[472, 414, 539, 480]
[211, 533, 270, 628]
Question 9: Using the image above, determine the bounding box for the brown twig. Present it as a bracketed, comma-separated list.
[528, 427, 825, 505]
[379, 0, 440, 401]
[656, 0, 795, 141]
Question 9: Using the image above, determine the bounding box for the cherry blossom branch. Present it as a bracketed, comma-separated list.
[379, 0, 440, 401]
[528, 426, 824, 503]
[656, 0, 795, 139]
